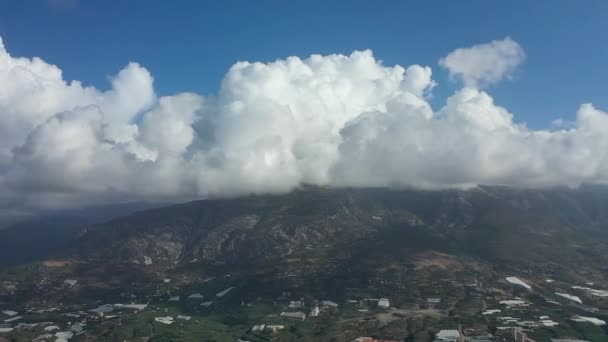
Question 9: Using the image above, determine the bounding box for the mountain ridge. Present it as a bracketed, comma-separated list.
[71, 186, 608, 283]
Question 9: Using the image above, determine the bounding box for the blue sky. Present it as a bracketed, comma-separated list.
[0, 0, 606, 128]
[4, 0, 608, 220]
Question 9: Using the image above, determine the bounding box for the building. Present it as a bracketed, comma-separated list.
[435, 329, 460, 342]
[310, 306, 320, 317]
[321, 300, 339, 308]
[289, 300, 304, 308]
[63, 279, 78, 287]
[427, 298, 441, 304]
[114, 304, 147, 311]
[89, 304, 114, 316]
[266, 325, 284, 332]
[513, 328, 535, 342]
[377, 298, 390, 308]
[154, 316, 174, 325]
[216, 287, 235, 297]
[3, 316, 22, 323]
[251, 324, 266, 332]
[1, 310, 18, 317]
[0, 324, 13, 333]
[570, 316, 606, 326]
[280, 311, 306, 321]
[468, 334, 495, 342]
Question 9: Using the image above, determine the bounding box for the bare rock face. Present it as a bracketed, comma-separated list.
[76, 186, 608, 274]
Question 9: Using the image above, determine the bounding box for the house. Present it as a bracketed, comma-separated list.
[55, 331, 74, 340]
[289, 300, 304, 308]
[506, 277, 532, 290]
[499, 299, 528, 307]
[570, 316, 606, 326]
[115, 304, 147, 311]
[63, 279, 78, 287]
[0, 324, 13, 333]
[434, 329, 460, 342]
[216, 287, 235, 297]
[377, 298, 390, 308]
[3, 316, 22, 323]
[70, 323, 85, 333]
[89, 304, 115, 316]
[1, 310, 18, 317]
[280, 311, 306, 321]
[187, 293, 204, 299]
[266, 325, 285, 332]
[513, 328, 535, 342]
[517, 321, 539, 328]
[468, 334, 495, 342]
[482, 309, 501, 315]
[251, 324, 266, 332]
[310, 306, 320, 317]
[321, 300, 338, 308]
[555, 292, 582, 304]
[154, 316, 174, 325]
[540, 319, 559, 327]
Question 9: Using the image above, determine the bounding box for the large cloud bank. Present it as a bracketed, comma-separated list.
[1, 36, 608, 218]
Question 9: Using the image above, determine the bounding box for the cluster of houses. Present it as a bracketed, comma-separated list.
[0, 307, 89, 341]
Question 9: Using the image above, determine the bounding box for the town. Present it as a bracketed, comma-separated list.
[0, 259, 606, 341]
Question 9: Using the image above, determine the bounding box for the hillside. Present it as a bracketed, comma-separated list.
[73, 186, 608, 284]
[3, 186, 608, 341]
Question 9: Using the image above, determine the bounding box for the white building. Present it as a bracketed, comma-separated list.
[266, 325, 284, 332]
[377, 298, 390, 308]
[482, 309, 501, 315]
[280, 311, 306, 321]
[555, 292, 582, 304]
[310, 306, 320, 317]
[435, 329, 460, 342]
[154, 316, 174, 325]
[216, 287, 235, 297]
[320, 300, 338, 308]
[64, 279, 78, 287]
[571, 316, 606, 326]
[1, 310, 18, 317]
[506, 277, 532, 290]
[289, 300, 304, 308]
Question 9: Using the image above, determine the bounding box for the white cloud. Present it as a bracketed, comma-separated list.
[1, 36, 608, 219]
[439, 37, 525, 88]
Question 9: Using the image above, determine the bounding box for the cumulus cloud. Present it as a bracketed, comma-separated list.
[439, 37, 525, 88]
[0, 35, 607, 219]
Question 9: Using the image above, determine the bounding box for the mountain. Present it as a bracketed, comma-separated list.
[0, 202, 168, 266]
[72, 186, 608, 288]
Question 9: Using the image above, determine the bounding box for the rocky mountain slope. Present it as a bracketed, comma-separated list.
[74, 186, 608, 281]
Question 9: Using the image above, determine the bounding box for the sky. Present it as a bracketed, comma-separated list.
[1, 0, 608, 223]
[1, 0, 607, 127]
